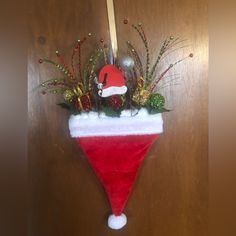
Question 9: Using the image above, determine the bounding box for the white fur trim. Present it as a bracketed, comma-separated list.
[69, 108, 163, 137]
[108, 213, 127, 230]
[100, 86, 127, 97]
[97, 83, 103, 89]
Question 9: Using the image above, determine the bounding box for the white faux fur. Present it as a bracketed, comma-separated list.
[99, 86, 127, 97]
[69, 108, 163, 137]
[108, 213, 127, 230]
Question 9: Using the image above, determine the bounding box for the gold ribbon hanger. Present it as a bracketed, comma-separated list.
[106, 0, 118, 63]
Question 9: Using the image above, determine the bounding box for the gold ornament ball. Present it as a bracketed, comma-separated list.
[63, 90, 74, 102]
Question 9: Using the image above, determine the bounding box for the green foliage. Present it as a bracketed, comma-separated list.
[101, 106, 121, 117]
[57, 103, 71, 110]
[147, 107, 170, 114]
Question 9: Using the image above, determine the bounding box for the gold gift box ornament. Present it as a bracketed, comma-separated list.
[132, 77, 151, 106]
[63, 84, 92, 112]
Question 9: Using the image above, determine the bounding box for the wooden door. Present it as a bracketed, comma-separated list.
[28, 0, 208, 235]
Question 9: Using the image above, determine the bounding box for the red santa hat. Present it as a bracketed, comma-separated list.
[97, 64, 127, 97]
[69, 109, 163, 230]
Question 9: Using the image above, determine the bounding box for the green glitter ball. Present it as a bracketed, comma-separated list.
[146, 93, 165, 109]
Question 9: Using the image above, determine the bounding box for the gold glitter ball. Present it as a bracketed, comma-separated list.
[63, 89, 75, 102]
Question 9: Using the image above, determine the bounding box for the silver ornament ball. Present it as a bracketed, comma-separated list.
[120, 56, 135, 70]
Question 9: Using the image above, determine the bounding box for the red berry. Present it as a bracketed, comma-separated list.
[123, 19, 128, 24]
[108, 95, 123, 110]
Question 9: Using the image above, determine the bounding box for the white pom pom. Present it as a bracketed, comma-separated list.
[108, 213, 127, 230]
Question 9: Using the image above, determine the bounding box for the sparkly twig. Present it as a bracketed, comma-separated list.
[160, 45, 191, 61]
[46, 88, 67, 94]
[55, 51, 74, 79]
[149, 65, 173, 92]
[157, 77, 181, 88]
[149, 54, 193, 92]
[71, 42, 79, 77]
[132, 24, 150, 80]
[77, 37, 87, 82]
[126, 41, 144, 77]
[164, 38, 188, 51]
[149, 36, 176, 82]
[156, 82, 181, 91]
[83, 48, 103, 91]
[77, 43, 82, 81]
[101, 46, 108, 64]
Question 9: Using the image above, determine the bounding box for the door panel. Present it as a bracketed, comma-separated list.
[28, 0, 208, 235]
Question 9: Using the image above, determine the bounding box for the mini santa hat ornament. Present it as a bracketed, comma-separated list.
[69, 109, 163, 230]
[97, 64, 127, 97]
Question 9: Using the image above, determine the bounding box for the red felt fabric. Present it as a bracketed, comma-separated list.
[76, 134, 159, 216]
[99, 64, 125, 88]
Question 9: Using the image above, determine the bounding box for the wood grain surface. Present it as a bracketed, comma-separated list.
[28, 0, 208, 235]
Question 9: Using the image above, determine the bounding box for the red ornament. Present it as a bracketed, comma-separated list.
[107, 95, 123, 110]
